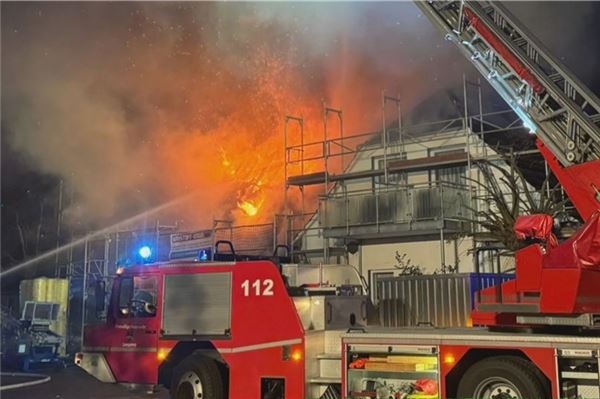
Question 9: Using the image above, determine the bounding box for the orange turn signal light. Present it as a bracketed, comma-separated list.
[283, 345, 303, 362]
[443, 354, 456, 365]
[157, 348, 169, 361]
[291, 349, 302, 362]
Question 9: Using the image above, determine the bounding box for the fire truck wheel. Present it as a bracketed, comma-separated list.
[170, 356, 224, 399]
[456, 356, 546, 399]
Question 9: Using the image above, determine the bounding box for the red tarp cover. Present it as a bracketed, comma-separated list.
[514, 214, 558, 248]
[573, 211, 600, 270]
[542, 211, 600, 270]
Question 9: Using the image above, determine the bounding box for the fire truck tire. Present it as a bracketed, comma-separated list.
[170, 355, 224, 399]
[456, 356, 546, 399]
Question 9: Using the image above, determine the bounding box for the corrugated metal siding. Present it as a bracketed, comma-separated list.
[376, 273, 514, 328]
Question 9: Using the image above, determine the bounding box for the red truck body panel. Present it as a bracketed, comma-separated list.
[83, 261, 305, 397]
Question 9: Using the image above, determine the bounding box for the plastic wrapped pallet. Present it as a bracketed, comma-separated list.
[19, 277, 69, 355]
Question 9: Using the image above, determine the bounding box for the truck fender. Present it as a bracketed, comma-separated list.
[158, 341, 228, 389]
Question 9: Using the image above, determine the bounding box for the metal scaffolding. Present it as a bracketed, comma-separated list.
[283, 78, 547, 269]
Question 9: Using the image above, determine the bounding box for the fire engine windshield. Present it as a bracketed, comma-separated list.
[117, 276, 158, 318]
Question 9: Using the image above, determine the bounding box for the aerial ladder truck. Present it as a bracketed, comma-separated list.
[76, 2, 600, 399]
[413, 0, 600, 326]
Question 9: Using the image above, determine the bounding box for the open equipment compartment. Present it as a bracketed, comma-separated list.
[343, 336, 440, 399]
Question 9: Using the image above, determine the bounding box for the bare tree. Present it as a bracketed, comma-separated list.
[434, 263, 458, 274]
[35, 200, 46, 255]
[466, 154, 565, 251]
[15, 212, 28, 259]
[394, 252, 424, 275]
[11, 200, 50, 262]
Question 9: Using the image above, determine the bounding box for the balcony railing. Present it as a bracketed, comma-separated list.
[319, 182, 472, 233]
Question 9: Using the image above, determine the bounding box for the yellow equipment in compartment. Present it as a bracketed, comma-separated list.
[364, 355, 438, 372]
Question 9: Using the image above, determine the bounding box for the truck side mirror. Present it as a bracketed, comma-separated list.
[95, 281, 106, 314]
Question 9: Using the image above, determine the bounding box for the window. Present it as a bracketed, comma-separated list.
[373, 153, 407, 188]
[436, 165, 466, 185]
[429, 148, 466, 186]
[118, 278, 133, 309]
[117, 276, 158, 318]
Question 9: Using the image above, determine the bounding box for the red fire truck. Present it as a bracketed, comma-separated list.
[77, 1, 600, 398]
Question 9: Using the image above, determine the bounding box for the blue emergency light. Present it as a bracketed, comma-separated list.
[138, 246, 152, 260]
[198, 249, 209, 261]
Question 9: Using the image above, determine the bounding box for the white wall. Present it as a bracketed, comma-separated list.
[350, 237, 474, 276]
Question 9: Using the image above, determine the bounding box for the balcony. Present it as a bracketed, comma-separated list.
[318, 182, 472, 240]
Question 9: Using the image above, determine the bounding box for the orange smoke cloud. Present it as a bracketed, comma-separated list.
[3, 2, 467, 231]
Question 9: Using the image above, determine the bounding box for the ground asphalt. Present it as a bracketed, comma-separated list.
[1, 366, 170, 399]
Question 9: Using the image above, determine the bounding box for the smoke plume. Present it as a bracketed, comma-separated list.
[4, 2, 593, 230]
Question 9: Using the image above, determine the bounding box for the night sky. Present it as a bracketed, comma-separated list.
[2, 2, 600, 273]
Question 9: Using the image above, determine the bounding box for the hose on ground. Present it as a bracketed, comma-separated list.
[0, 372, 51, 391]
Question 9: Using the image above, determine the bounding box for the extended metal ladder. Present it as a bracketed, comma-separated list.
[415, 0, 600, 166]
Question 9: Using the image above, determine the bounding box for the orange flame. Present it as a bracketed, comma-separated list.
[219, 147, 267, 216]
[238, 200, 259, 217]
[156, 49, 344, 227]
